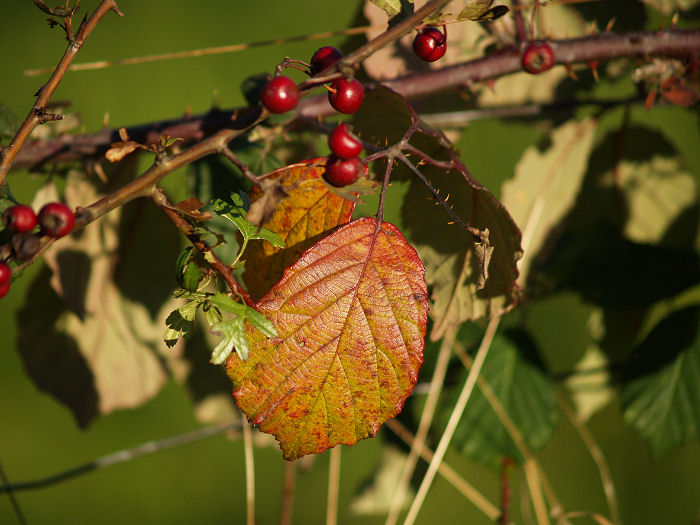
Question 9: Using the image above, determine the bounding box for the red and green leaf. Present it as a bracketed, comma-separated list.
[227, 217, 429, 460]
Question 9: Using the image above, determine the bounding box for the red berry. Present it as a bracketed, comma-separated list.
[412, 27, 447, 62]
[328, 78, 364, 114]
[0, 281, 9, 299]
[328, 123, 363, 159]
[323, 156, 362, 187]
[310, 46, 343, 76]
[260, 76, 300, 114]
[0, 261, 10, 286]
[521, 41, 555, 74]
[38, 202, 75, 238]
[2, 204, 37, 233]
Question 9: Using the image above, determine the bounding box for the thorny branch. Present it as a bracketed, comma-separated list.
[0, 0, 123, 186]
[6, 28, 699, 170]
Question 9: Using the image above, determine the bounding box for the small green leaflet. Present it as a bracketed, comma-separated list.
[458, 0, 509, 21]
[211, 192, 285, 248]
[163, 298, 204, 347]
[208, 292, 277, 363]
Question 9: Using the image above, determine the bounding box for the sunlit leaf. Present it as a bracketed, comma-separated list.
[227, 217, 429, 460]
[369, 0, 403, 17]
[640, 0, 700, 13]
[163, 299, 203, 348]
[211, 192, 285, 247]
[211, 317, 248, 363]
[622, 306, 700, 455]
[243, 159, 356, 301]
[458, 0, 508, 21]
[502, 118, 597, 284]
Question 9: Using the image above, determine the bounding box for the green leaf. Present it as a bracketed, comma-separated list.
[163, 299, 203, 347]
[211, 192, 285, 247]
[370, 0, 403, 17]
[210, 317, 248, 363]
[244, 306, 276, 338]
[445, 329, 557, 466]
[208, 292, 247, 315]
[622, 306, 700, 455]
[202, 302, 223, 327]
[458, 0, 508, 21]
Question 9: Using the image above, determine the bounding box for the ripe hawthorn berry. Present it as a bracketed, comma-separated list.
[260, 76, 300, 114]
[38, 202, 75, 238]
[412, 27, 447, 62]
[328, 78, 364, 114]
[2, 204, 37, 233]
[0, 261, 10, 286]
[521, 41, 555, 74]
[310, 46, 343, 76]
[328, 123, 363, 159]
[323, 155, 362, 187]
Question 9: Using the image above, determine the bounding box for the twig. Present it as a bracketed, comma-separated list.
[0, 419, 241, 493]
[0, 460, 27, 525]
[150, 188, 254, 306]
[385, 327, 456, 525]
[326, 447, 341, 525]
[0, 0, 122, 186]
[512, 0, 529, 44]
[402, 314, 501, 525]
[221, 147, 259, 186]
[500, 457, 514, 525]
[242, 412, 255, 525]
[559, 396, 621, 525]
[279, 461, 296, 525]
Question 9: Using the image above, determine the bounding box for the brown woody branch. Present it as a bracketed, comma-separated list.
[7, 28, 699, 171]
[0, 0, 123, 185]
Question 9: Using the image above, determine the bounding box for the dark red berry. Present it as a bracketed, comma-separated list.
[2, 204, 37, 233]
[38, 202, 75, 238]
[521, 41, 555, 74]
[328, 123, 363, 159]
[260, 76, 300, 114]
[310, 46, 343, 76]
[412, 27, 447, 62]
[328, 78, 364, 114]
[323, 155, 362, 187]
[0, 261, 10, 286]
[0, 281, 9, 299]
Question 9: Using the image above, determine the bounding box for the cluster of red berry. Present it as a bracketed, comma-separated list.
[0, 201, 75, 298]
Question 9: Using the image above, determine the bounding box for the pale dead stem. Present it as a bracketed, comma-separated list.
[384, 419, 501, 521]
[558, 395, 621, 525]
[242, 412, 256, 525]
[452, 342, 562, 525]
[385, 326, 457, 525]
[326, 447, 342, 525]
[279, 461, 296, 525]
[402, 314, 501, 525]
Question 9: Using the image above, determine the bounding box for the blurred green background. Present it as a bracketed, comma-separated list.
[1, 1, 700, 524]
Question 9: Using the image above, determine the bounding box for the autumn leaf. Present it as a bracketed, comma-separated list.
[243, 159, 356, 300]
[227, 217, 429, 460]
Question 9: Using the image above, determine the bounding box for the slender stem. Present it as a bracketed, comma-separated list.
[0, 0, 122, 185]
[384, 419, 501, 521]
[242, 412, 255, 525]
[385, 326, 456, 525]
[512, 0, 529, 44]
[151, 189, 254, 306]
[559, 396, 621, 525]
[0, 460, 27, 525]
[326, 447, 341, 525]
[0, 419, 241, 493]
[524, 458, 550, 525]
[279, 461, 296, 525]
[402, 315, 501, 525]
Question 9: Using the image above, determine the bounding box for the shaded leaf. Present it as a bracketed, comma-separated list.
[502, 118, 597, 284]
[622, 306, 700, 455]
[354, 87, 522, 339]
[227, 217, 429, 460]
[446, 329, 557, 466]
[243, 159, 356, 301]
